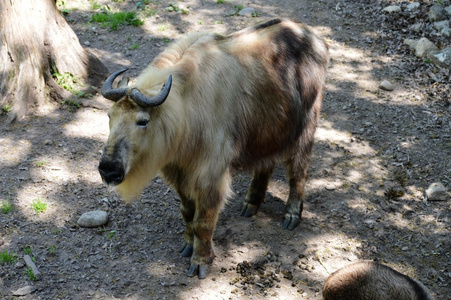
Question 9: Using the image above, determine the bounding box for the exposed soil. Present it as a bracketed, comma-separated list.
[1, 1, 449, 299]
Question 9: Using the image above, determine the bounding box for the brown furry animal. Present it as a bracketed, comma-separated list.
[323, 261, 434, 300]
[98, 18, 329, 279]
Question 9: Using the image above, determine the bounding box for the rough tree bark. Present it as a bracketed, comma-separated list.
[0, 0, 108, 122]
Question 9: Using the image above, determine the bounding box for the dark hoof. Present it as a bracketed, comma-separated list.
[187, 263, 210, 279]
[179, 243, 193, 257]
[240, 203, 259, 217]
[282, 214, 300, 230]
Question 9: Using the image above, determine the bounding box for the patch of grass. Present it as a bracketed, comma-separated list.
[23, 246, 32, 255]
[26, 266, 36, 281]
[36, 160, 46, 167]
[0, 250, 17, 264]
[31, 198, 48, 214]
[165, 2, 190, 14]
[48, 245, 56, 254]
[197, 20, 203, 25]
[236, 5, 243, 11]
[130, 44, 140, 50]
[217, 0, 225, 4]
[91, 11, 144, 31]
[157, 23, 169, 32]
[1, 197, 13, 214]
[51, 64, 80, 95]
[166, 2, 178, 12]
[2, 104, 12, 113]
[107, 230, 116, 239]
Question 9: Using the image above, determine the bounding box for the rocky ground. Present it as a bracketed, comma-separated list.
[0, 0, 450, 299]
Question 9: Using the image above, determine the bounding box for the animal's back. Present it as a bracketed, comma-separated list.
[323, 261, 434, 300]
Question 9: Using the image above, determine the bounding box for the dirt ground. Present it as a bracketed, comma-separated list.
[1, 0, 450, 299]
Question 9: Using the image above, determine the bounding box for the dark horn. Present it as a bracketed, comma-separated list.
[101, 68, 130, 101]
[129, 75, 172, 107]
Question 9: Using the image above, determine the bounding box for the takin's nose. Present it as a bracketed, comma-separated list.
[98, 161, 125, 185]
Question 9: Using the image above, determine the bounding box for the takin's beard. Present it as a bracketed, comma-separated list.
[115, 154, 165, 203]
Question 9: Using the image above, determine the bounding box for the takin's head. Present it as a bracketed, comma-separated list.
[98, 68, 174, 202]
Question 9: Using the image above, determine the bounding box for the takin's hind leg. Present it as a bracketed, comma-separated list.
[240, 167, 274, 217]
[283, 151, 312, 230]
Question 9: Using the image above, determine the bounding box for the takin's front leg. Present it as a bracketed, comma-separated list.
[187, 204, 221, 279]
[178, 194, 195, 258]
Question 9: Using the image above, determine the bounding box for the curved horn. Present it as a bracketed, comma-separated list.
[101, 68, 130, 101]
[129, 75, 172, 107]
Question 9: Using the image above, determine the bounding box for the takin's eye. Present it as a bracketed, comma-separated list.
[136, 119, 149, 128]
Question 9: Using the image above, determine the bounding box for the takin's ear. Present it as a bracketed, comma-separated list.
[118, 76, 130, 88]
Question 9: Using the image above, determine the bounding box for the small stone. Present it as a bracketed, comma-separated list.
[13, 286, 36, 296]
[84, 40, 91, 46]
[379, 80, 395, 91]
[43, 139, 54, 146]
[238, 7, 256, 17]
[406, 2, 420, 11]
[440, 26, 451, 37]
[428, 47, 451, 67]
[426, 182, 449, 201]
[434, 20, 449, 32]
[415, 38, 438, 58]
[77, 211, 109, 228]
[383, 5, 401, 13]
[410, 23, 423, 32]
[445, 6, 451, 17]
[429, 4, 447, 21]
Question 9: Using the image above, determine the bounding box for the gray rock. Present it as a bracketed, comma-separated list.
[410, 23, 424, 32]
[383, 5, 401, 13]
[13, 286, 36, 296]
[429, 4, 447, 21]
[445, 5, 451, 17]
[406, 2, 420, 11]
[441, 27, 451, 37]
[77, 210, 108, 228]
[426, 182, 449, 201]
[428, 47, 451, 67]
[379, 80, 395, 91]
[415, 38, 438, 58]
[404, 38, 417, 49]
[238, 7, 256, 17]
[434, 20, 449, 31]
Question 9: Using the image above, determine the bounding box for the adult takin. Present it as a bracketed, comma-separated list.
[98, 18, 329, 279]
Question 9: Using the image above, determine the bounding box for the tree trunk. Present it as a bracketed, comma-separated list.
[0, 0, 108, 122]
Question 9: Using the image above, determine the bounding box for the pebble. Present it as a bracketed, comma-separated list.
[406, 2, 420, 11]
[383, 6, 401, 14]
[77, 210, 109, 227]
[84, 40, 91, 46]
[426, 182, 449, 201]
[446, 5, 451, 17]
[238, 7, 256, 17]
[429, 47, 451, 67]
[12, 286, 36, 296]
[429, 4, 447, 21]
[379, 80, 395, 91]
